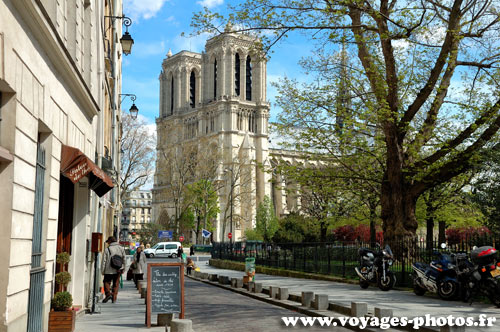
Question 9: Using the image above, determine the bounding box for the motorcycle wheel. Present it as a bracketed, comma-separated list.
[413, 284, 426, 296]
[486, 279, 500, 308]
[359, 278, 369, 289]
[378, 271, 395, 291]
[437, 280, 458, 300]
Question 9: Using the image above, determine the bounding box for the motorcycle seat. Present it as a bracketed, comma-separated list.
[359, 248, 374, 256]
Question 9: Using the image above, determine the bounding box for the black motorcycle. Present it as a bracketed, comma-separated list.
[459, 246, 500, 307]
[355, 244, 395, 291]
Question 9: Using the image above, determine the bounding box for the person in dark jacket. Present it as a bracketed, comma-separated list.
[132, 246, 146, 286]
[101, 236, 125, 303]
[190, 245, 195, 256]
[177, 245, 184, 258]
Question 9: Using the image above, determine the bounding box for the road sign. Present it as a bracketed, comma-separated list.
[202, 229, 211, 238]
[158, 230, 173, 239]
[228, 233, 232, 239]
[179, 235, 184, 242]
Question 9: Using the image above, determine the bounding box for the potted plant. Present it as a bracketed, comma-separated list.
[48, 252, 75, 332]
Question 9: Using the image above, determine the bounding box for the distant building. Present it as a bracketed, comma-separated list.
[121, 190, 153, 241]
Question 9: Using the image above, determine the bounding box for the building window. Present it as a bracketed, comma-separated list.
[170, 76, 174, 115]
[213, 59, 217, 100]
[235, 53, 240, 96]
[246, 56, 252, 101]
[190, 71, 196, 108]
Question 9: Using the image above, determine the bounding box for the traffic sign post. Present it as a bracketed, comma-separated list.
[179, 235, 184, 242]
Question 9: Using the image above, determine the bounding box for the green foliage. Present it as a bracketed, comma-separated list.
[136, 222, 164, 247]
[244, 228, 263, 241]
[55, 272, 71, 286]
[187, 179, 220, 242]
[56, 252, 71, 265]
[255, 196, 279, 242]
[51, 291, 72, 311]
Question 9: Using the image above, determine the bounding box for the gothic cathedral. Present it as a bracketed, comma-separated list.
[153, 32, 273, 242]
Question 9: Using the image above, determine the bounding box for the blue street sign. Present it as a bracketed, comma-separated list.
[202, 229, 211, 238]
[158, 230, 173, 239]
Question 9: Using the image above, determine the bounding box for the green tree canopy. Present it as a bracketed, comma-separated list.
[255, 195, 279, 242]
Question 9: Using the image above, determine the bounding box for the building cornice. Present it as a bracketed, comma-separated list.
[13, 0, 100, 119]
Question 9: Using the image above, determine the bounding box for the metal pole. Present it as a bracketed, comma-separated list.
[230, 168, 233, 254]
[91, 252, 99, 314]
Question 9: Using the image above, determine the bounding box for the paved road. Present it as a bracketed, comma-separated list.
[184, 277, 350, 332]
[198, 264, 500, 332]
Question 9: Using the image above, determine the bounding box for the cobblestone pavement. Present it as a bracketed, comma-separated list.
[184, 277, 351, 332]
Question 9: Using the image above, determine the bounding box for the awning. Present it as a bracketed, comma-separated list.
[60, 144, 114, 197]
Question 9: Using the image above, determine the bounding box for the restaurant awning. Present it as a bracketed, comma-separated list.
[60, 144, 114, 197]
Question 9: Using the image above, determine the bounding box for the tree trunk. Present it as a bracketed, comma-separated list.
[438, 220, 446, 245]
[426, 216, 434, 253]
[369, 203, 377, 247]
[381, 138, 419, 254]
[320, 221, 327, 243]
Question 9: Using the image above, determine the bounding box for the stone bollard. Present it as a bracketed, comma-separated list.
[351, 302, 368, 317]
[278, 288, 289, 300]
[374, 307, 393, 318]
[158, 313, 174, 326]
[170, 319, 193, 332]
[247, 281, 255, 292]
[208, 274, 218, 282]
[440, 326, 466, 332]
[231, 278, 243, 288]
[192, 271, 199, 278]
[314, 294, 329, 310]
[301, 291, 314, 307]
[219, 275, 230, 285]
[269, 286, 279, 299]
[138, 281, 147, 292]
[253, 283, 263, 293]
[141, 288, 147, 299]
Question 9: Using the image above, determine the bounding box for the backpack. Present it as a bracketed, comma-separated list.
[108, 248, 123, 270]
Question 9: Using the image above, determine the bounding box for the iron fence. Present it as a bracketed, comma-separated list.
[212, 236, 500, 287]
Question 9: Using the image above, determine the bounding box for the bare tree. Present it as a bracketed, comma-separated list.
[120, 113, 156, 202]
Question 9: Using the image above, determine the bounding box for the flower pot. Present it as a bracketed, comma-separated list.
[48, 309, 75, 332]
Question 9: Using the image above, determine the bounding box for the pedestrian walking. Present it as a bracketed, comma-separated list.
[190, 244, 195, 256]
[186, 257, 196, 275]
[177, 245, 184, 259]
[101, 236, 125, 303]
[131, 245, 146, 286]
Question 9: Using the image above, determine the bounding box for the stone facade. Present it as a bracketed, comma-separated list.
[0, 0, 124, 330]
[153, 33, 273, 242]
[121, 190, 153, 241]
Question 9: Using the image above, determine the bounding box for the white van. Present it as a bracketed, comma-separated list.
[144, 242, 182, 258]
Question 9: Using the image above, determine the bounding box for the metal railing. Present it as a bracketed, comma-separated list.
[212, 236, 499, 287]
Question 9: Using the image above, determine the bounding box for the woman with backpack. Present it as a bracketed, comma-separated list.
[101, 236, 126, 303]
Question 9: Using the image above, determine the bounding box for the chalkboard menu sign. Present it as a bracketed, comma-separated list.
[146, 263, 184, 327]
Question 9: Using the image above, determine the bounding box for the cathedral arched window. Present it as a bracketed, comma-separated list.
[246, 56, 252, 101]
[190, 71, 196, 108]
[213, 59, 218, 100]
[235, 53, 240, 96]
[170, 76, 174, 115]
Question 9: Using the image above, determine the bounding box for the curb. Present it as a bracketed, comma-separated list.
[187, 275, 437, 332]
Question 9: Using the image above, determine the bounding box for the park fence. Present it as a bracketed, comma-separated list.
[211, 235, 500, 287]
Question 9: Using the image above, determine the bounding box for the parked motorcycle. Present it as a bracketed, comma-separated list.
[411, 244, 459, 300]
[355, 244, 395, 291]
[460, 246, 500, 307]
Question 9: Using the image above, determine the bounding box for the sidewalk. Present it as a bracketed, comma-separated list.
[75, 280, 164, 332]
[198, 263, 500, 332]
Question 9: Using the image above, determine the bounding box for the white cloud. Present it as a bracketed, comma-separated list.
[197, 0, 224, 9]
[124, 0, 169, 21]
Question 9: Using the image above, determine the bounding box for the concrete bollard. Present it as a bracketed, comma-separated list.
[247, 281, 255, 292]
[313, 294, 329, 310]
[141, 288, 147, 299]
[269, 286, 279, 299]
[208, 274, 218, 282]
[301, 291, 314, 307]
[374, 307, 393, 318]
[219, 275, 230, 285]
[158, 313, 174, 326]
[253, 283, 263, 293]
[170, 319, 193, 332]
[351, 302, 368, 317]
[440, 326, 466, 332]
[278, 287, 289, 300]
[231, 278, 243, 288]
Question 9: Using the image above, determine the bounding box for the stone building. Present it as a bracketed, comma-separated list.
[153, 32, 304, 242]
[0, 0, 125, 330]
[120, 190, 153, 241]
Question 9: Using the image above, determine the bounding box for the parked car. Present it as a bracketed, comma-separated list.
[144, 242, 182, 258]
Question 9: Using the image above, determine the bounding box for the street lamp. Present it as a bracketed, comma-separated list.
[119, 94, 139, 119]
[105, 15, 134, 55]
[224, 167, 234, 245]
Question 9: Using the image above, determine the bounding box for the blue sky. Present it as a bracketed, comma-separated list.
[121, 0, 313, 127]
